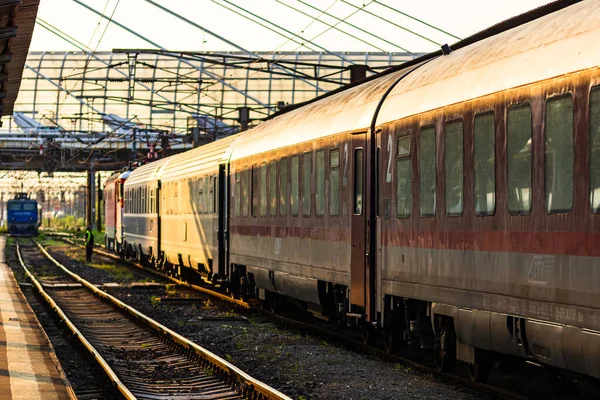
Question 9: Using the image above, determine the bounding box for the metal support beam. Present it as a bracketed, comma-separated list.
[73, 0, 268, 108]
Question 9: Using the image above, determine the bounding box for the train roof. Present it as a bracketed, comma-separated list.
[229, 0, 596, 161]
[124, 157, 171, 186]
[160, 135, 237, 181]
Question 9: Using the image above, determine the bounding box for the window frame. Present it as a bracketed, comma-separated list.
[354, 147, 364, 216]
[506, 102, 533, 216]
[396, 133, 412, 219]
[544, 93, 574, 214]
[329, 148, 340, 217]
[473, 111, 496, 216]
[444, 119, 464, 217]
[418, 125, 437, 217]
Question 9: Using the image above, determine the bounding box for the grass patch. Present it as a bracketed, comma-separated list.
[90, 262, 135, 281]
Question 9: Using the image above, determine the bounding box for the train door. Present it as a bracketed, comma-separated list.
[217, 164, 228, 277]
[350, 133, 368, 312]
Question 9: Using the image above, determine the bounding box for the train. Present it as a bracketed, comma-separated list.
[7, 193, 41, 236]
[104, 0, 600, 383]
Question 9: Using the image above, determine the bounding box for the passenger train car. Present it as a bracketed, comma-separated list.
[7, 193, 40, 236]
[104, 169, 131, 251]
[111, 0, 600, 382]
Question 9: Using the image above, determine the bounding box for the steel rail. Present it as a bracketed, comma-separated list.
[47, 233, 529, 399]
[26, 238, 291, 400]
[15, 240, 137, 400]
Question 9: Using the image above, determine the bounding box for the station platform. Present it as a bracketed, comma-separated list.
[0, 236, 74, 400]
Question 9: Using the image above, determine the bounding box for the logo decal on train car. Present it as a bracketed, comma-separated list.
[527, 255, 555, 286]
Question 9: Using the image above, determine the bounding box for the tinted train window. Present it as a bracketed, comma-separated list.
[252, 166, 259, 217]
[445, 120, 463, 216]
[330, 149, 340, 216]
[269, 161, 277, 216]
[507, 103, 532, 214]
[150, 188, 155, 213]
[260, 163, 267, 216]
[396, 135, 411, 218]
[9, 203, 21, 211]
[213, 176, 218, 214]
[303, 152, 312, 217]
[590, 86, 600, 213]
[354, 148, 364, 215]
[316, 150, 325, 216]
[198, 179, 204, 214]
[234, 172, 241, 217]
[280, 158, 288, 217]
[545, 95, 573, 213]
[419, 126, 436, 217]
[291, 156, 299, 216]
[242, 168, 250, 217]
[474, 112, 495, 215]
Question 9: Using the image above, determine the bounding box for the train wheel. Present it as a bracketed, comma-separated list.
[383, 329, 396, 353]
[469, 363, 491, 383]
[361, 325, 377, 346]
[434, 316, 456, 373]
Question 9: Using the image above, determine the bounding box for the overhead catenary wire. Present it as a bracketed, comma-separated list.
[274, 0, 388, 52]
[72, 0, 268, 108]
[57, 0, 122, 117]
[339, 0, 443, 47]
[372, 0, 461, 41]
[210, 0, 356, 65]
[142, 0, 323, 93]
[294, 0, 414, 54]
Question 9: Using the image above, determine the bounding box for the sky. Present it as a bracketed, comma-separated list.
[30, 0, 553, 55]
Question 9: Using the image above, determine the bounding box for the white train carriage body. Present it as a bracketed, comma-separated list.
[123, 160, 168, 263]
[158, 136, 235, 281]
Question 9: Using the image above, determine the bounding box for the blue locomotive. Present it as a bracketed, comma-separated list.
[7, 193, 41, 236]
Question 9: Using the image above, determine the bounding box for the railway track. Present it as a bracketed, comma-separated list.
[15, 238, 291, 400]
[47, 234, 593, 399]
[50, 236, 525, 398]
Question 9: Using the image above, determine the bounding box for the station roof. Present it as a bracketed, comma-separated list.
[1, 0, 38, 117]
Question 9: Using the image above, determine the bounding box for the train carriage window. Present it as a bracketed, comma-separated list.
[397, 135, 411, 218]
[302, 152, 313, 217]
[174, 182, 179, 215]
[23, 203, 35, 210]
[291, 156, 299, 216]
[330, 149, 340, 216]
[545, 95, 573, 213]
[260, 162, 267, 216]
[316, 150, 325, 216]
[280, 158, 288, 217]
[206, 176, 215, 214]
[242, 168, 250, 217]
[252, 166, 259, 217]
[235, 171, 241, 217]
[269, 161, 277, 216]
[198, 179, 204, 214]
[474, 112, 496, 215]
[213, 176, 218, 214]
[507, 103, 532, 214]
[150, 187, 156, 214]
[354, 148, 364, 215]
[590, 87, 600, 213]
[445, 121, 464, 216]
[141, 186, 146, 214]
[8, 203, 21, 211]
[205, 176, 210, 214]
[419, 126, 436, 217]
